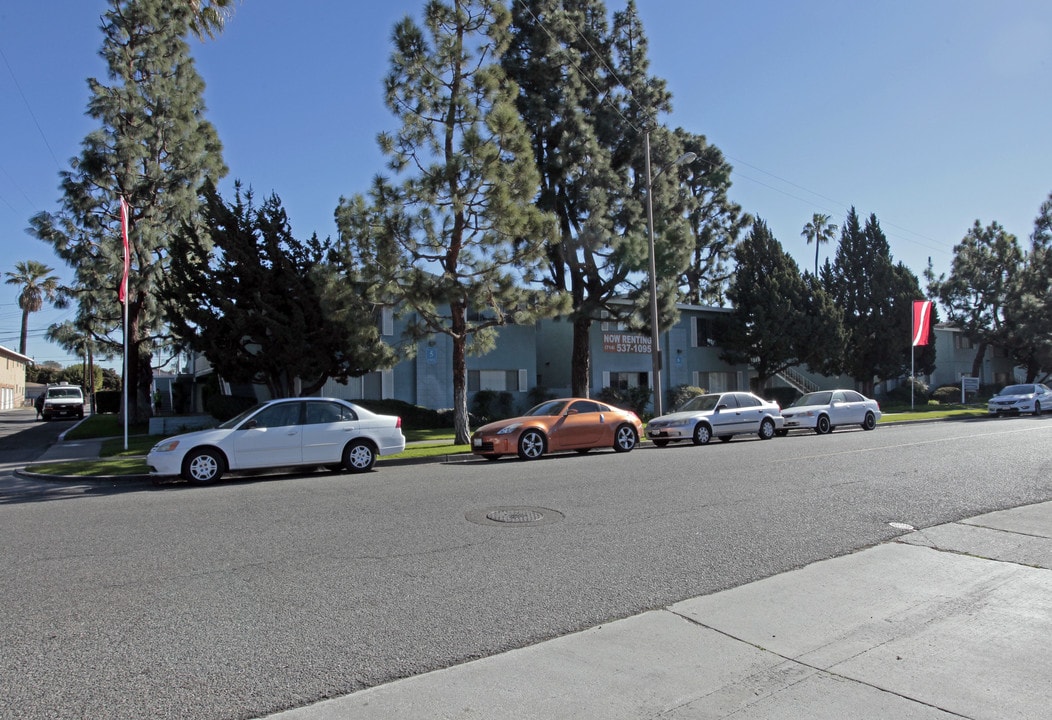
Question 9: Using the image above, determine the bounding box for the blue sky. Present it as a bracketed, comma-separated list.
[2, 0, 1050, 368]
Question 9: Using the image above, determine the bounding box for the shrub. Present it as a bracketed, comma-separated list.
[596, 385, 651, 416]
[205, 394, 258, 422]
[355, 398, 450, 429]
[94, 390, 122, 414]
[470, 390, 515, 423]
[763, 386, 801, 409]
[931, 385, 962, 404]
[885, 378, 929, 405]
[526, 385, 556, 407]
[667, 385, 705, 411]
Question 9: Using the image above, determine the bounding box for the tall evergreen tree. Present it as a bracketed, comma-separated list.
[676, 128, 750, 306]
[30, 0, 227, 422]
[3, 260, 60, 356]
[827, 209, 930, 393]
[926, 220, 1023, 379]
[722, 220, 844, 390]
[166, 182, 395, 398]
[505, 0, 701, 400]
[336, 0, 568, 444]
[1003, 192, 1052, 381]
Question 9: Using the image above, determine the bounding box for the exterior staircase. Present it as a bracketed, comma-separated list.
[777, 366, 819, 395]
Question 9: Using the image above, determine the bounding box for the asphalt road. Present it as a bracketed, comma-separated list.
[2, 413, 1050, 720]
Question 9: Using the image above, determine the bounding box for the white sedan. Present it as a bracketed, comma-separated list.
[988, 383, 1051, 416]
[147, 397, 406, 484]
[646, 391, 784, 446]
[779, 389, 881, 435]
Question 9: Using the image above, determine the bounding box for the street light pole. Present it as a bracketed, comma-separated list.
[644, 128, 696, 418]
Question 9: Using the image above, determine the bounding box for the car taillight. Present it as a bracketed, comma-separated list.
[396, 417, 402, 428]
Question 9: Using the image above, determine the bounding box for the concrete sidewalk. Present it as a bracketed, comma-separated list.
[261, 501, 1052, 720]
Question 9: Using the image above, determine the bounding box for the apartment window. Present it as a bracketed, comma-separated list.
[604, 371, 649, 391]
[692, 317, 727, 347]
[468, 369, 527, 392]
[954, 334, 975, 350]
[693, 371, 737, 393]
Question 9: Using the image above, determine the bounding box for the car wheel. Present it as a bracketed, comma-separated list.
[652, 439, 670, 447]
[343, 440, 377, 473]
[861, 411, 877, 430]
[517, 429, 545, 460]
[182, 448, 225, 484]
[1034, 402, 1042, 417]
[718, 435, 732, 443]
[692, 423, 712, 446]
[758, 418, 775, 440]
[815, 415, 832, 434]
[613, 424, 638, 452]
[775, 429, 788, 437]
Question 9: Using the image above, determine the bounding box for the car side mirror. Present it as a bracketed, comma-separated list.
[242, 420, 259, 430]
[716, 404, 729, 411]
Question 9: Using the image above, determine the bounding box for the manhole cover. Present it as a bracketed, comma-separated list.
[466, 506, 564, 527]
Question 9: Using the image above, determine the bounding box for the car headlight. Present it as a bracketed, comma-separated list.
[496, 423, 522, 435]
[152, 440, 180, 453]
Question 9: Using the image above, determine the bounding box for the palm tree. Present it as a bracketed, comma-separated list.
[801, 212, 838, 276]
[4, 260, 60, 356]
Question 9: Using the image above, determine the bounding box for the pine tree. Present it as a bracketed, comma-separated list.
[827, 209, 929, 393]
[505, 0, 705, 400]
[336, 0, 568, 444]
[722, 220, 844, 389]
[166, 182, 395, 398]
[30, 0, 227, 422]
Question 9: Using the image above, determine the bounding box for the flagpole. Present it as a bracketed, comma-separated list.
[120, 196, 130, 451]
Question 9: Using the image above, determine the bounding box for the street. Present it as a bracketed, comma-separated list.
[1, 413, 1050, 719]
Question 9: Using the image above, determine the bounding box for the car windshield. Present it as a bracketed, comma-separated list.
[790, 392, 832, 407]
[525, 400, 569, 417]
[47, 388, 81, 398]
[999, 385, 1035, 396]
[217, 403, 265, 430]
[677, 394, 721, 412]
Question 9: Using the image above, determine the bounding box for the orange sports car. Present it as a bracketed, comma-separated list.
[470, 397, 643, 461]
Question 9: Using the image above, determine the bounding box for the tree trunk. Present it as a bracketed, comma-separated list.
[970, 341, 988, 380]
[571, 316, 591, 398]
[18, 309, 29, 356]
[451, 302, 470, 445]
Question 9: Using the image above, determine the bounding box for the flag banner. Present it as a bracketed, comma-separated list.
[119, 197, 130, 303]
[912, 300, 932, 346]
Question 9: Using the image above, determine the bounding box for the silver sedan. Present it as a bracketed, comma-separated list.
[646, 392, 784, 446]
[779, 389, 881, 435]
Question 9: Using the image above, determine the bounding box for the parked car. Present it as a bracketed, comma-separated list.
[147, 397, 406, 484]
[471, 398, 643, 461]
[779, 389, 881, 435]
[646, 391, 783, 446]
[41, 383, 85, 421]
[988, 383, 1052, 416]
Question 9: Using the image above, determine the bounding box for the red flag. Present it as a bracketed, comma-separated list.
[119, 197, 130, 304]
[912, 300, 932, 346]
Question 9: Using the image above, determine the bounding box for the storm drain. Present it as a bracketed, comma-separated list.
[466, 506, 564, 527]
